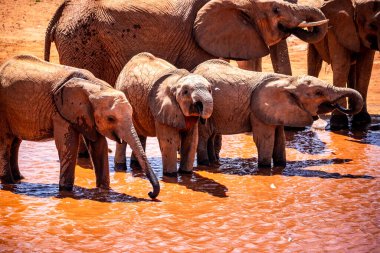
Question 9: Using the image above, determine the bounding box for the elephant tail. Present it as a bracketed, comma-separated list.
[44, 1, 66, 62]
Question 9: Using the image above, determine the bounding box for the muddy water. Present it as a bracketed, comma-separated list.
[1, 117, 379, 252]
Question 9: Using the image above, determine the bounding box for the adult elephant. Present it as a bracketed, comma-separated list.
[236, 0, 299, 74]
[308, 0, 380, 129]
[44, 0, 328, 85]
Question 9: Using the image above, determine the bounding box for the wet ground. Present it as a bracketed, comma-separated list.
[1, 0, 379, 252]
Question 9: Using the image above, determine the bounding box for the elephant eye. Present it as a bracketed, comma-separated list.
[369, 22, 378, 31]
[315, 90, 323, 97]
[183, 90, 188, 95]
[272, 6, 280, 14]
[107, 116, 116, 123]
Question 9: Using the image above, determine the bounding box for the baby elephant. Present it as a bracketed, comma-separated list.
[0, 55, 159, 198]
[115, 53, 213, 175]
[193, 60, 363, 168]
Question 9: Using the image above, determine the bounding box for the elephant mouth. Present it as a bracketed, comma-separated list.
[367, 35, 379, 50]
[189, 101, 204, 116]
[112, 131, 123, 144]
[317, 102, 337, 114]
[317, 100, 353, 115]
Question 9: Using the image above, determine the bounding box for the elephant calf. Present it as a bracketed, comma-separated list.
[115, 53, 213, 175]
[193, 60, 363, 168]
[0, 55, 159, 198]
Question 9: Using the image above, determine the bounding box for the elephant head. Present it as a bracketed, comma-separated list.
[321, 0, 380, 52]
[193, 0, 329, 60]
[149, 70, 213, 129]
[54, 78, 160, 198]
[252, 75, 363, 127]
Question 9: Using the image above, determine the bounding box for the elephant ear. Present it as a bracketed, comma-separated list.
[54, 78, 98, 141]
[321, 0, 360, 52]
[193, 0, 269, 60]
[252, 77, 313, 127]
[148, 70, 187, 129]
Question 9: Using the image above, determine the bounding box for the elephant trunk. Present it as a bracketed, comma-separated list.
[192, 91, 213, 120]
[286, 5, 328, 43]
[324, 86, 364, 115]
[121, 124, 160, 199]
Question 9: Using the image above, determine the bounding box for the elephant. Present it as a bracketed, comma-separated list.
[192, 60, 363, 168]
[44, 0, 329, 86]
[307, 0, 380, 129]
[114, 53, 213, 175]
[0, 55, 160, 198]
[236, 0, 298, 74]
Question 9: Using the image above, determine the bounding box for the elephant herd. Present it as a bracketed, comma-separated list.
[0, 0, 378, 199]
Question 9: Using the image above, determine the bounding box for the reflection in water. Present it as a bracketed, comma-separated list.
[1, 126, 379, 252]
[1, 183, 150, 203]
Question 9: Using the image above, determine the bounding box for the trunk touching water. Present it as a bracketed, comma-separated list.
[328, 87, 364, 115]
[286, 5, 329, 44]
[122, 124, 160, 199]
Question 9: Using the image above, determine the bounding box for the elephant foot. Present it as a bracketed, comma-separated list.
[178, 168, 193, 174]
[352, 111, 371, 128]
[78, 150, 90, 158]
[163, 171, 178, 177]
[0, 174, 16, 184]
[258, 161, 272, 169]
[197, 159, 210, 167]
[59, 184, 73, 191]
[329, 114, 349, 130]
[273, 160, 286, 168]
[130, 160, 142, 170]
[114, 162, 127, 172]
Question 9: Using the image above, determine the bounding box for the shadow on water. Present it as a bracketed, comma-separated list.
[0, 182, 151, 203]
[126, 167, 228, 198]
[162, 172, 228, 198]
[196, 157, 374, 179]
[329, 114, 380, 147]
[285, 127, 327, 155]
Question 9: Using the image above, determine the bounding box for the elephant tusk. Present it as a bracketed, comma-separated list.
[119, 138, 123, 144]
[297, 19, 329, 28]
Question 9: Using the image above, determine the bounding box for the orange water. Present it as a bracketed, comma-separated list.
[1, 116, 379, 252]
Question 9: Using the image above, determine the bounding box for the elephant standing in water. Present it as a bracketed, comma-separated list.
[308, 0, 380, 129]
[236, 0, 299, 74]
[114, 53, 213, 175]
[193, 60, 363, 168]
[0, 55, 159, 198]
[44, 0, 328, 85]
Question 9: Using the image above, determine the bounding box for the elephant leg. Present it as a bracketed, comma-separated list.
[0, 134, 15, 184]
[307, 44, 323, 77]
[130, 135, 147, 170]
[236, 59, 262, 72]
[179, 125, 198, 173]
[251, 115, 275, 168]
[214, 134, 222, 162]
[270, 40, 291, 75]
[156, 123, 180, 176]
[78, 135, 90, 158]
[197, 123, 212, 166]
[10, 137, 24, 181]
[114, 142, 127, 171]
[53, 117, 80, 191]
[88, 135, 110, 189]
[207, 134, 220, 165]
[272, 126, 286, 167]
[328, 31, 351, 129]
[197, 135, 211, 166]
[351, 49, 374, 127]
